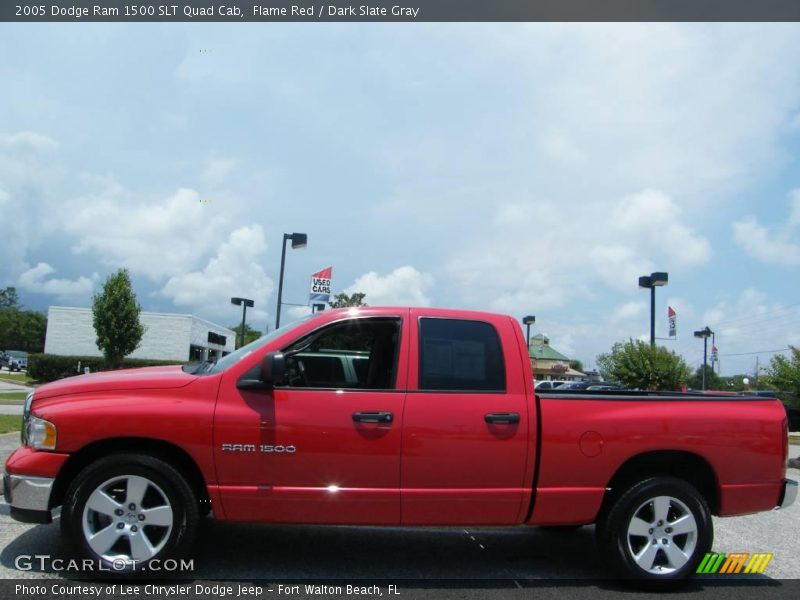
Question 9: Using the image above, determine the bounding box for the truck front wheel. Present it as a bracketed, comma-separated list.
[61, 453, 198, 575]
[596, 476, 712, 583]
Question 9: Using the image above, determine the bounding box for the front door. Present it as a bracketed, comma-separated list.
[214, 313, 408, 524]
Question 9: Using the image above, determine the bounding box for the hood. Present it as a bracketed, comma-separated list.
[33, 365, 199, 400]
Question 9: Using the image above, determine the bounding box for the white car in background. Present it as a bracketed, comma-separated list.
[4, 350, 28, 371]
[534, 380, 567, 391]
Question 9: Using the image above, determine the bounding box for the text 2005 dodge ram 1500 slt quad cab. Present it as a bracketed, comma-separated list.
[3, 307, 797, 581]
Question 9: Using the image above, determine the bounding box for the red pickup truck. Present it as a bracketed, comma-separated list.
[3, 307, 796, 581]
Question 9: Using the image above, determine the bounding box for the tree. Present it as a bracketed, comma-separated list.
[230, 323, 262, 349]
[596, 339, 691, 391]
[328, 292, 367, 308]
[717, 374, 749, 392]
[92, 269, 144, 368]
[767, 346, 800, 405]
[0, 308, 47, 352]
[569, 359, 584, 373]
[0, 286, 19, 308]
[688, 365, 721, 390]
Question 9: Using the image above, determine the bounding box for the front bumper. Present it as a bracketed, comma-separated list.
[2, 472, 55, 523]
[778, 478, 798, 509]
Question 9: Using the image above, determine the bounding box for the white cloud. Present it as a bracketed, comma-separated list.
[0, 131, 58, 152]
[160, 225, 274, 323]
[732, 218, 800, 266]
[286, 305, 313, 320]
[699, 289, 800, 360]
[200, 157, 237, 186]
[611, 189, 711, 267]
[18, 262, 96, 298]
[0, 131, 65, 285]
[446, 187, 709, 313]
[346, 266, 434, 306]
[539, 127, 586, 164]
[612, 301, 646, 322]
[732, 193, 800, 266]
[60, 187, 230, 280]
[789, 189, 800, 228]
[493, 203, 533, 227]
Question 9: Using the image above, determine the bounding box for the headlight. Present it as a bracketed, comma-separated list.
[27, 416, 58, 450]
[21, 393, 57, 450]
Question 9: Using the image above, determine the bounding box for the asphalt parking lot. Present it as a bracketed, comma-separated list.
[1, 432, 798, 585]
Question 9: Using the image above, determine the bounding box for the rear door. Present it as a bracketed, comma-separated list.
[401, 311, 533, 525]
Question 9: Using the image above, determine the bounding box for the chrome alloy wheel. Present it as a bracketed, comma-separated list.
[81, 475, 174, 563]
[626, 495, 698, 575]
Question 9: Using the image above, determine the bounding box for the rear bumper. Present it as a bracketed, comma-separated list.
[778, 478, 797, 509]
[2, 473, 54, 523]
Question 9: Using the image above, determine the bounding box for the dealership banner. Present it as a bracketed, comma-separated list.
[668, 306, 677, 338]
[309, 267, 332, 304]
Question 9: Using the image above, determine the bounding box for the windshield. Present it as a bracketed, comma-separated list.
[8, 351, 27, 358]
[204, 313, 317, 374]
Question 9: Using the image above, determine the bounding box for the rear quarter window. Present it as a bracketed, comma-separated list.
[419, 318, 506, 392]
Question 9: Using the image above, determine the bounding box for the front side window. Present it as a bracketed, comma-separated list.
[419, 318, 505, 392]
[282, 317, 401, 390]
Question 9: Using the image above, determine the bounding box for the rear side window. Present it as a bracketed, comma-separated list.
[419, 318, 505, 392]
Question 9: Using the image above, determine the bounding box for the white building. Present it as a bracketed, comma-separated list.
[44, 306, 236, 362]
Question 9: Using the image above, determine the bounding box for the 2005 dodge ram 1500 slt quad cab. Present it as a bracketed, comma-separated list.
[3, 307, 797, 581]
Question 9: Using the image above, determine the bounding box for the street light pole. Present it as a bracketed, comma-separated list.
[650, 286, 655, 348]
[693, 326, 713, 391]
[522, 315, 536, 349]
[712, 331, 716, 375]
[638, 272, 669, 348]
[275, 232, 308, 330]
[230, 297, 254, 348]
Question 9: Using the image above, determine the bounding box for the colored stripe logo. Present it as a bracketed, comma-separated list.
[696, 552, 773, 574]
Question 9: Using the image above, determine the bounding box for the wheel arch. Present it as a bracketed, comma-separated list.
[602, 450, 720, 517]
[50, 437, 210, 511]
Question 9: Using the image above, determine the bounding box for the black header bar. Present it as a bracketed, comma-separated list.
[3, 1, 800, 22]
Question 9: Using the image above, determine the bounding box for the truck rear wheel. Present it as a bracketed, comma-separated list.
[61, 453, 198, 576]
[596, 476, 712, 584]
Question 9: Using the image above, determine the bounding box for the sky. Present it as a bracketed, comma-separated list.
[1, 23, 800, 376]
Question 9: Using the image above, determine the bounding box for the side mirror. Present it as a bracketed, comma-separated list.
[261, 352, 287, 386]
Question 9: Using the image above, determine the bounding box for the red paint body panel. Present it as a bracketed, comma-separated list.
[212, 308, 410, 524]
[4, 306, 789, 529]
[401, 310, 535, 525]
[5, 447, 70, 478]
[529, 396, 787, 523]
[32, 365, 197, 401]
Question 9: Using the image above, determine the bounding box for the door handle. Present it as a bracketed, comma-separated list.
[484, 412, 520, 425]
[353, 411, 393, 423]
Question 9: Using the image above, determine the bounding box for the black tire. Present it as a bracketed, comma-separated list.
[596, 476, 712, 585]
[61, 453, 198, 577]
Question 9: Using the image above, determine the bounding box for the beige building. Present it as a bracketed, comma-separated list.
[529, 334, 585, 381]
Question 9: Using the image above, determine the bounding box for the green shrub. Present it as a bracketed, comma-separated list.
[28, 354, 185, 383]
